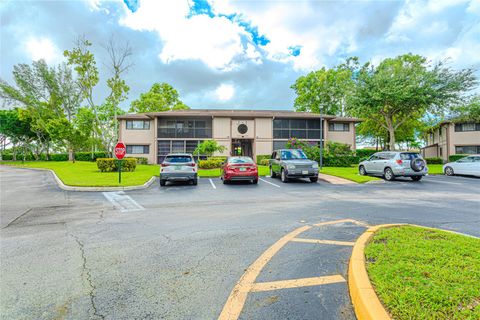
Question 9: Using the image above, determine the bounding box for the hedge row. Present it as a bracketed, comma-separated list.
[256, 154, 270, 164]
[0, 151, 109, 161]
[425, 157, 443, 164]
[198, 158, 224, 169]
[449, 154, 468, 162]
[96, 158, 137, 172]
[355, 149, 380, 158]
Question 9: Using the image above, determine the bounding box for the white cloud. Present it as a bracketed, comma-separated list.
[25, 37, 61, 64]
[119, 0, 260, 71]
[215, 83, 235, 101]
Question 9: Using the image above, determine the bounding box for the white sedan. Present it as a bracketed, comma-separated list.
[443, 154, 480, 177]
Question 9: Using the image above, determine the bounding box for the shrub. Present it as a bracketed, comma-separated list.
[198, 158, 224, 169]
[97, 158, 116, 172]
[133, 157, 148, 165]
[324, 155, 360, 167]
[194, 140, 226, 157]
[425, 157, 443, 164]
[356, 149, 380, 158]
[260, 158, 270, 166]
[48, 153, 69, 161]
[208, 156, 227, 161]
[1, 154, 13, 160]
[75, 151, 108, 161]
[96, 158, 137, 172]
[449, 154, 468, 162]
[256, 154, 270, 164]
[121, 158, 137, 172]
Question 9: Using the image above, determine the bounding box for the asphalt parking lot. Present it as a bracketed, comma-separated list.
[1, 166, 479, 320]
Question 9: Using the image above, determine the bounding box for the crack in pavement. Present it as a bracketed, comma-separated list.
[69, 233, 105, 320]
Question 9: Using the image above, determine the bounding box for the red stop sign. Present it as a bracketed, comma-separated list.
[114, 142, 126, 160]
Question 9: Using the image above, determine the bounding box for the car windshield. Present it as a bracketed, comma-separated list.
[400, 153, 420, 160]
[281, 150, 307, 160]
[229, 157, 254, 164]
[165, 156, 192, 163]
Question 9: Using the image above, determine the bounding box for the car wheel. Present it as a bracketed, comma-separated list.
[309, 177, 318, 183]
[445, 166, 454, 176]
[359, 165, 367, 176]
[384, 168, 395, 181]
[270, 166, 277, 178]
[192, 179, 198, 186]
[411, 176, 422, 181]
[281, 168, 288, 183]
[252, 178, 258, 184]
[160, 179, 166, 186]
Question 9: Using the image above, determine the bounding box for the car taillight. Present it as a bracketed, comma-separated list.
[188, 163, 196, 167]
[161, 163, 170, 167]
[396, 160, 403, 165]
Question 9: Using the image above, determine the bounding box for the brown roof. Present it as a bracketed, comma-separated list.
[117, 109, 362, 122]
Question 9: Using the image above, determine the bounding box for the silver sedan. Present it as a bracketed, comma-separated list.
[443, 155, 480, 177]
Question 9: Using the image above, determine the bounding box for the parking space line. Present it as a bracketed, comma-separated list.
[218, 225, 311, 320]
[250, 275, 346, 292]
[103, 191, 145, 212]
[258, 177, 281, 188]
[291, 238, 355, 246]
[209, 178, 217, 189]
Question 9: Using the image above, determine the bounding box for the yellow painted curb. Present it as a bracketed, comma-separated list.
[348, 224, 402, 320]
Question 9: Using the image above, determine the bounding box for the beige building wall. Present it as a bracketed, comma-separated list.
[255, 118, 273, 139]
[451, 125, 480, 152]
[231, 119, 255, 139]
[119, 119, 156, 164]
[326, 121, 356, 148]
[213, 117, 231, 139]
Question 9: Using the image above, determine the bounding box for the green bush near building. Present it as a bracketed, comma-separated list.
[256, 154, 271, 164]
[425, 157, 443, 164]
[198, 158, 224, 169]
[449, 154, 469, 162]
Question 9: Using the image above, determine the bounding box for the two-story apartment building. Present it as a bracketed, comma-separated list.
[421, 120, 480, 161]
[117, 109, 361, 164]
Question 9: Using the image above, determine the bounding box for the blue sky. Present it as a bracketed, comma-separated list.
[1, 0, 479, 111]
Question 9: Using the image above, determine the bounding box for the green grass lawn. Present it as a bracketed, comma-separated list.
[365, 225, 480, 320]
[320, 166, 380, 183]
[1, 161, 271, 186]
[3, 161, 159, 187]
[428, 164, 444, 175]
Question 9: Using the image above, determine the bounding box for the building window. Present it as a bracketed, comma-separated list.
[273, 119, 322, 140]
[158, 117, 212, 138]
[126, 145, 149, 154]
[439, 147, 443, 157]
[455, 146, 480, 154]
[157, 140, 206, 163]
[126, 120, 150, 130]
[328, 122, 349, 132]
[454, 123, 480, 132]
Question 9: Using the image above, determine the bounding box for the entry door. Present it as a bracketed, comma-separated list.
[240, 140, 253, 158]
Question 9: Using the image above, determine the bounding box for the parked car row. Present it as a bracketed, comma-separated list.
[158, 151, 480, 187]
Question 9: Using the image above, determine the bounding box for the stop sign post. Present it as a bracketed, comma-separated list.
[114, 142, 126, 183]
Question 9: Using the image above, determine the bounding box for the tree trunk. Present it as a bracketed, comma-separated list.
[13, 143, 17, 161]
[388, 126, 396, 151]
[68, 145, 75, 163]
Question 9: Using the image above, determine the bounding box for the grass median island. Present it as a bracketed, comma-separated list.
[365, 225, 480, 320]
[3, 161, 159, 187]
[320, 166, 380, 183]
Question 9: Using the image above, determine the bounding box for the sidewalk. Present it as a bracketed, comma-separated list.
[318, 173, 356, 185]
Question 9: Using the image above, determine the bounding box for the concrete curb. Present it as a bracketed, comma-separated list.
[3, 166, 157, 192]
[348, 224, 400, 320]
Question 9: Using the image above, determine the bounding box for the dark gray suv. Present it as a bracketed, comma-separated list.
[269, 149, 319, 183]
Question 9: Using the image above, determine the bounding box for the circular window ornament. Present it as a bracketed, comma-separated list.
[238, 124, 248, 134]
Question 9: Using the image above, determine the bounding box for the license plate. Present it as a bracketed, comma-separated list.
[240, 167, 246, 171]
[174, 166, 181, 170]
[302, 170, 308, 174]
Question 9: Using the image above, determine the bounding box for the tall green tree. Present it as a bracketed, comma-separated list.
[64, 36, 131, 153]
[452, 95, 480, 121]
[0, 108, 36, 161]
[349, 54, 477, 150]
[291, 58, 358, 116]
[129, 82, 189, 113]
